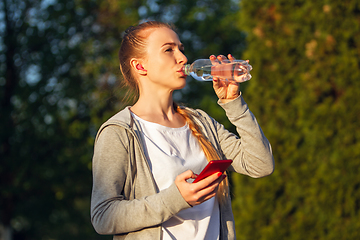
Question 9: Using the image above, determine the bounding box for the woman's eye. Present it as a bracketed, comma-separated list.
[165, 48, 174, 52]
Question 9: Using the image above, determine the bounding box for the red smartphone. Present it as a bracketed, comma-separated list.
[192, 159, 233, 183]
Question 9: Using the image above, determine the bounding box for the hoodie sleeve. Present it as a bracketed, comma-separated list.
[216, 94, 275, 178]
[195, 94, 274, 178]
[90, 125, 191, 235]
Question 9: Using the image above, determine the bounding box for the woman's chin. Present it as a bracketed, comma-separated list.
[176, 80, 187, 90]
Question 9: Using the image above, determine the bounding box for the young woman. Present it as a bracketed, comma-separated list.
[91, 21, 274, 240]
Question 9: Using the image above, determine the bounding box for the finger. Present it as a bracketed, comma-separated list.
[195, 176, 222, 201]
[214, 78, 228, 92]
[226, 83, 240, 97]
[217, 55, 231, 81]
[198, 191, 218, 203]
[217, 55, 228, 64]
[214, 173, 227, 184]
[210, 55, 220, 65]
[193, 172, 223, 190]
[213, 77, 220, 88]
[213, 79, 227, 100]
[177, 169, 197, 181]
[228, 54, 236, 62]
[192, 174, 227, 205]
[218, 78, 227, 87]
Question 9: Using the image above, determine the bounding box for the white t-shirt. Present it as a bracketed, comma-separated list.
[132, 113, 220, 240]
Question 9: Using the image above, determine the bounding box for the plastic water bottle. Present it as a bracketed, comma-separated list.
[182, 59, 252, 82]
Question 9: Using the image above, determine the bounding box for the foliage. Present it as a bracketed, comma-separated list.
[3, 0, 359, 239]
[0, 0, 245, 239]
[231, 0, 360, 239]
[0, 0, 108, 239]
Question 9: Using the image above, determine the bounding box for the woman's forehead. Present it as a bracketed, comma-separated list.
[146, 27, 181, 47]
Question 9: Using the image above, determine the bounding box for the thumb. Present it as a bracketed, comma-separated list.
[177, 170, 197, 181]
[212, 77, 220, 89]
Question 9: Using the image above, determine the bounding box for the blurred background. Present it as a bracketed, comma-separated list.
[1, 0, 359, 239]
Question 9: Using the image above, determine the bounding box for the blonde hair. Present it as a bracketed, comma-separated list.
[118, 21, 175, 100]
[175, 104, 230, 204]
[119, 21, 229, 204]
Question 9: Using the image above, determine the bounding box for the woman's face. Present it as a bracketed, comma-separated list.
[142, 27, 188, 91]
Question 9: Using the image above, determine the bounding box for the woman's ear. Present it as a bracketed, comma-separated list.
[130, 58, 147, 75]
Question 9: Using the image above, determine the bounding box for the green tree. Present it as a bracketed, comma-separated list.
[0, 0, 271, 239]
[231, 0, 360, 239]
[0, 0, 110, 239]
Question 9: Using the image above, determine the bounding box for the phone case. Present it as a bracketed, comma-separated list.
[192, 159, 233, 183]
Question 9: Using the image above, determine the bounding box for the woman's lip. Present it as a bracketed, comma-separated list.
[177, 70, 186, 77]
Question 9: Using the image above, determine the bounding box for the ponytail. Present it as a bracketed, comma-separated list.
[175, 103, 230, 204]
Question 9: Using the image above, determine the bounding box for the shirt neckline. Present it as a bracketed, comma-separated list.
[130, 111, 188, 132]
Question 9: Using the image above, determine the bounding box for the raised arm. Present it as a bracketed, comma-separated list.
[217, 95, 274, 178]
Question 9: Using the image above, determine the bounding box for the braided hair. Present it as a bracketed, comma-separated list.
[119, 21, 230, 204]
[174, 103, 230, 204]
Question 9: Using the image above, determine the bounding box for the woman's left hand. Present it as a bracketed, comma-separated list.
[210, 54, 243, 103]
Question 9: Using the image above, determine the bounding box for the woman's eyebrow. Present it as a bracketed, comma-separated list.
[161, 42, 185, 49]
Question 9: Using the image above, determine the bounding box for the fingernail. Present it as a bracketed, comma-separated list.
[217, 172, 223, 177]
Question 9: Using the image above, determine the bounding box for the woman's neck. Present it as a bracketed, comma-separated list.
[130, 93, 185, 128]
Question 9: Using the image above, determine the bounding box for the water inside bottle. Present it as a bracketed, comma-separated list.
[184, 60, 252, 82]
[210, 61, 251, 82]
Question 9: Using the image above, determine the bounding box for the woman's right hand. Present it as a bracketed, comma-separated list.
[175, 170, 225, 206]
[210, 54, 241, 103]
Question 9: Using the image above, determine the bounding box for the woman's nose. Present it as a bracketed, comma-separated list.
[177, 51, 188, 65]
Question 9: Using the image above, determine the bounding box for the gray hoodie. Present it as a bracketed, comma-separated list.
[91, 95, 274, 239]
